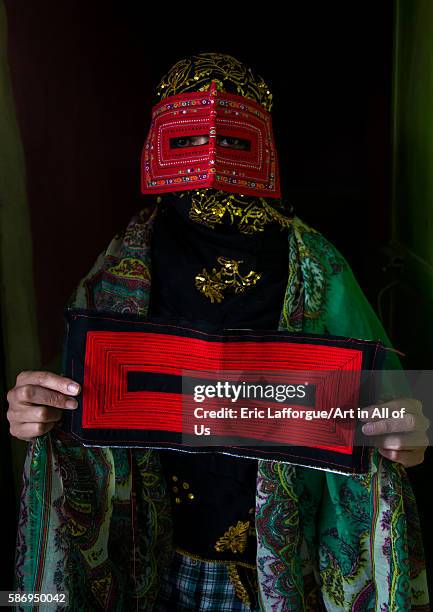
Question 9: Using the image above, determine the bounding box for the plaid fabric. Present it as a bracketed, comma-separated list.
[154, 550, 260, 611]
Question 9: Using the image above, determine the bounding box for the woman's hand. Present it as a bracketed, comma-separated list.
[360, 398, 430, 467]
[6, 371, 80, 441]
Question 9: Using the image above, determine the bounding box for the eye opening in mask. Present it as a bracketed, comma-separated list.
[170, 135, 251, 151]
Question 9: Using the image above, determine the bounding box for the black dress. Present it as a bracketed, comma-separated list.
[149, 192, 290, 607]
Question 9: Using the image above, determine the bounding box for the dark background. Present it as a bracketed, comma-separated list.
[4, 2, 394, 364]
[3, 0, 431, 594]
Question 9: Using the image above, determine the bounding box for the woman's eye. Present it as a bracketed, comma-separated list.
[170, 135, 208, 148]
[175, 138, 190, 147]
[217, 136, 250, 150]
[220, 137, 239, 147]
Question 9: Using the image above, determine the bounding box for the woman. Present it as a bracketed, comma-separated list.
[7, 53, 430, 611]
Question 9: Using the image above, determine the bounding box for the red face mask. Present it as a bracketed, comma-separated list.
[141, 81, 281, 198]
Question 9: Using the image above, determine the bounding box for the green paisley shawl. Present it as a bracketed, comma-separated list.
[14, 204, 430, 611]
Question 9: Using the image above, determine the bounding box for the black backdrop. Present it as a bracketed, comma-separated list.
[4, 1, 395, 364]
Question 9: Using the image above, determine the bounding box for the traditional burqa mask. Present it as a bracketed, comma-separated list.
[146, 55, 292, 324]
[141, 53, 280, 200]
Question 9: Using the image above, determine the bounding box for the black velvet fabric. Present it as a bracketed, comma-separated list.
[149, 191, 290, 564]
[149, 191, 290, 330]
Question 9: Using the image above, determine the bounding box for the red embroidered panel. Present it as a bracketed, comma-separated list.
[62, 311, 388, 473]
[141, 82, 281, 198]
[81, 330, 363, 454]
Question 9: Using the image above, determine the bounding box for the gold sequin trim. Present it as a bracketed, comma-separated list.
[174, 548, 255, 569]
[169, 478, 196, 503]
[156, 53, 273, 111]
[226, 563, 251, 605]
[195, 257, 261, 303]
[214, 520, 250, 554]
[188, 189, 293, 234]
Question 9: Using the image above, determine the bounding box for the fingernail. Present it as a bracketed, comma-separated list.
[67, 383, 80, 394]
[66, 399, 78, 409]
[362, 423, 374, 434]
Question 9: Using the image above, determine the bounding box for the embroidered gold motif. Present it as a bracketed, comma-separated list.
[226, 563, 250, 604]
[214, 520, 250, 554]
[195, 257, 261, 303]
[156, 53, 273, 111]
[188, 190, 293, 234]
[188, 191, 227, 227]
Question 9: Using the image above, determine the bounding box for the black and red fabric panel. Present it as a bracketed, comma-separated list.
[61, 309, 387, 473]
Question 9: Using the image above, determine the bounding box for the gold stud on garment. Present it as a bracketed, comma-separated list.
[175, 497, 181, 504]
[172, 486, 179, 493]
[172, 475, 178, 482]
[187, 493, 195, 500]
[183, 482, 190, 490]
